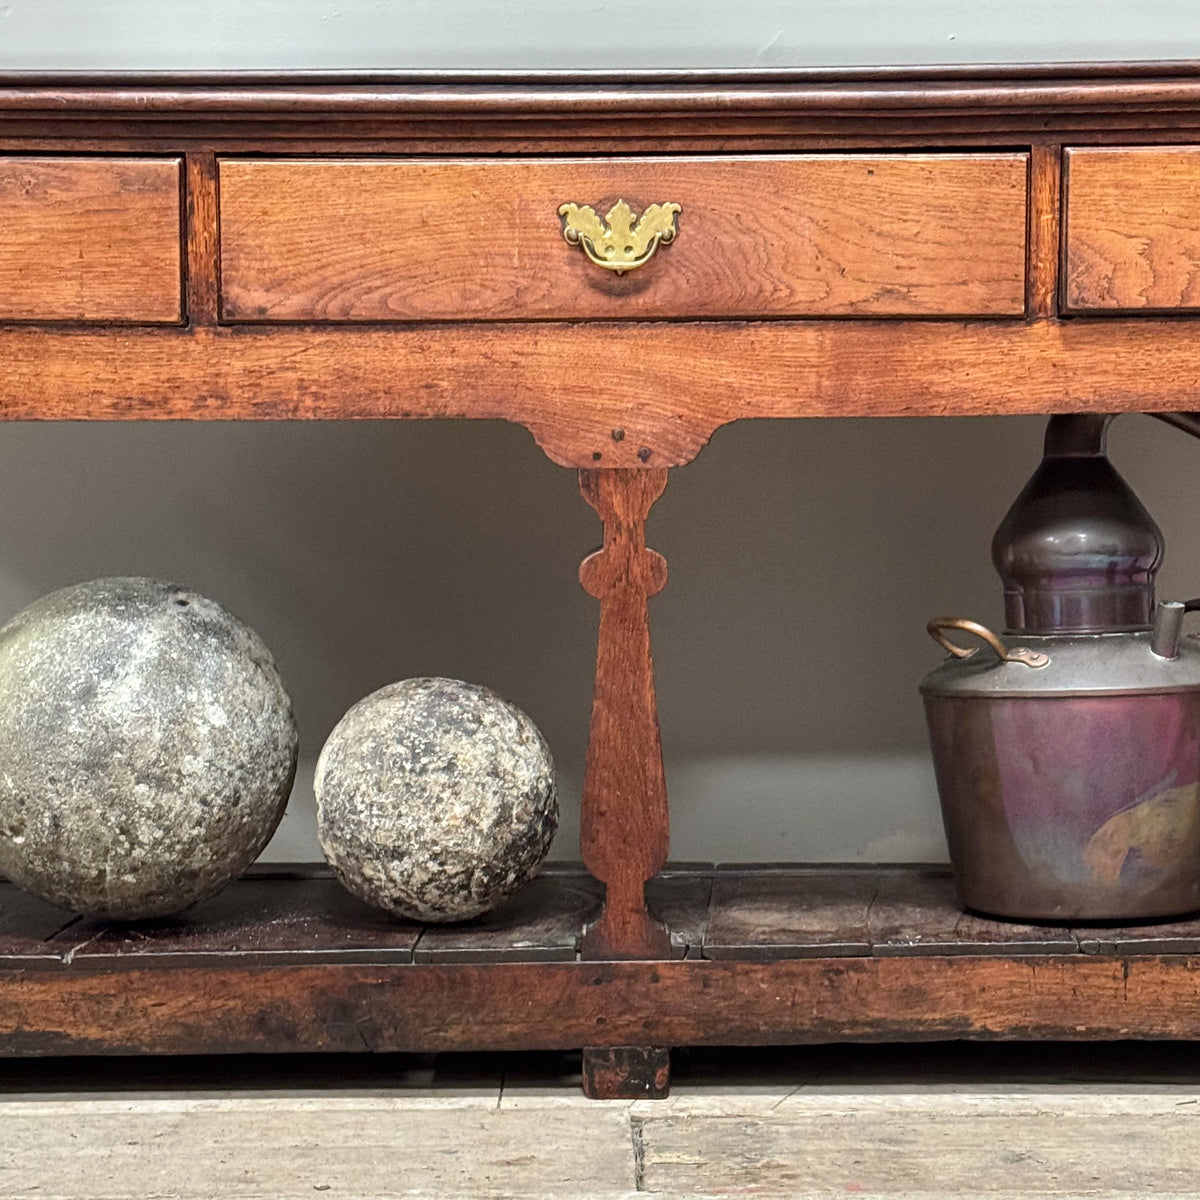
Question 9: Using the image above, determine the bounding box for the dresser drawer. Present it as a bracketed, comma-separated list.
[1065, 146, 1200, 312]
[218, 155, 1028, 322]
[0, 157, 182, 323]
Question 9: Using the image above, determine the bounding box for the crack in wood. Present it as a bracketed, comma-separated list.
[629, 1113, 647, 1192]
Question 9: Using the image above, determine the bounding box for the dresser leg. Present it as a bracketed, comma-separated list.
[577, 468, 672, 962]
[582, 1045, 671, 1099]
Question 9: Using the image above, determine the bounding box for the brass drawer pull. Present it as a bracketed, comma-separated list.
[558, 199, 680, 274]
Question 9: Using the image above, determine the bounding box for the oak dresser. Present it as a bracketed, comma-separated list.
[3, 65, 1200, 1097]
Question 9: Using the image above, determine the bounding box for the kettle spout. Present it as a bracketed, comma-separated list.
[1043, 413, 1114, 456]
[1152, 600, 1185, 659]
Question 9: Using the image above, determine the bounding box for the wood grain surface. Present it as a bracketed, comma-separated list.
[184, 152, 219, 325]
[1027, 143, 1062, 317]
[16, 866, 1200, 972]
[582, 1045, 671, 1099]
[705, 870, 877, 959]
[867, 870, 1079, 957]
[0, 1094, 638, 1200]
[646, 869, 713, 960]
[6, 319, 1200, 466]
[39, 875, 422, 968]
[13, 70, 1200, 157]
[1065, 146, 1200, 311]
[10, 70, 1200, 1087]
[5, 954, 1200, 1055]
[412, 874, 601, 964]
[638, 1093, 1200, 1198]
[4, 868, 1200, 1056]
[218, 155, 1028, 322]
[0, 157, 182, 322]
[578, 470, 672, 960]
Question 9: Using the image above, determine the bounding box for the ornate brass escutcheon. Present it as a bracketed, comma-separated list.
[558, 199, 681, 274]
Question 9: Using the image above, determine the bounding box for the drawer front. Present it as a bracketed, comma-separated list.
[219, 155, 1028, 322]
[0, 157, 182, 323]
[1065, 146, 1200, 312]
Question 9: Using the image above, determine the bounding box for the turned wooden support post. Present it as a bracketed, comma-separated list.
[577, 467, 672, 962]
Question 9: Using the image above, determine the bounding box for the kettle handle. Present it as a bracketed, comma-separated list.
[927, 618, 1050, 668]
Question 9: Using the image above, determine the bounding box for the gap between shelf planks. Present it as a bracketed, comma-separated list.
[6, 66, 1200, 1097]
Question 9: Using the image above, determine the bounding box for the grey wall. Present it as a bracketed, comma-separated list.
[3, 1, 1200, 70]
[2, 4, 1199, 863]
[0, 416, 1195, 865]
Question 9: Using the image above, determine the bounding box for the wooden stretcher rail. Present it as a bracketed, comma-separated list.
[4, 867, 1200, 1057]
[2, 321, 1200, 468]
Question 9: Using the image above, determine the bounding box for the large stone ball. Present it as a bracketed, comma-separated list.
[315, 677, 558, 921]
[0, 578, 298, 918]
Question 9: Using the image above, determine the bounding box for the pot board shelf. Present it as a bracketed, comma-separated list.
[3, 864, 1200, 1075]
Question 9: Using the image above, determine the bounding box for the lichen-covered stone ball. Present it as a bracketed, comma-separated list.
[315, 677, 558, 921]
[0, 578, 298, 918]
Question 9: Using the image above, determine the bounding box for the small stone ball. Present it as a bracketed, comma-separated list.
[315, 677, 558, 922]
[0, 578, 298, 919]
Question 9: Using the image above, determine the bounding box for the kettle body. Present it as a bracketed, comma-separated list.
[923, 411, 1200, 921]
[922, 623, 1200, 920]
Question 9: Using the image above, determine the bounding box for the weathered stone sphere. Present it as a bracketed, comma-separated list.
[0, 578, 298, 918]
[315, 677, 558, 921]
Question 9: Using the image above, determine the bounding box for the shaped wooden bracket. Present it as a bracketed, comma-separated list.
[577, 467, 672, 960]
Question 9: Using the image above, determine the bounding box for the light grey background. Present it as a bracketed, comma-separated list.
[1, 5, 1197, 864]
[1, 1, 1200, 70]
[0, 416, 1194, 866]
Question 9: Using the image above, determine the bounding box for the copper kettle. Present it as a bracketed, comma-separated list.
[922, 413, 1200, 921]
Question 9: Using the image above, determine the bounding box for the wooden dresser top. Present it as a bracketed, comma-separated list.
[2, 64, 1200, 466]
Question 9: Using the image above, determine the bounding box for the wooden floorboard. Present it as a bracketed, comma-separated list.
[40, 874, 423, 967]
[704, 869, 876, 959]
[647, 867, 713, 960]
[412, 874, 601, 963]
[3, 1067, 1200, 1200]
[637, 1092, 1200, 1198]
[868, 870, 1079, 957]
[9, 864, 1200, 970]
[0, 1094, 639, 1200]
